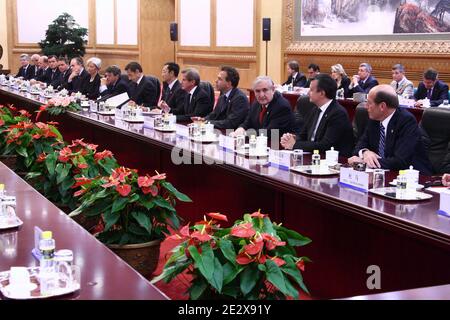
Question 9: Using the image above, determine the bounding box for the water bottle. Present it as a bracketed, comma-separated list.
[312, 150, 321, 166]
[39, 231, 56, 295]
[396, 171, 407, 200]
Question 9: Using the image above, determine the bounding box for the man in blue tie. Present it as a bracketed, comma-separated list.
[348, 85, 432, 174]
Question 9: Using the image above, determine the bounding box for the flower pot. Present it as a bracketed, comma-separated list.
[0, 155, 18, 171]
[107, 239, 162, 278]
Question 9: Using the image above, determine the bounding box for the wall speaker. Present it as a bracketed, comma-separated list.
[262, 18, 271, 41]
[170, 22, 178, 42]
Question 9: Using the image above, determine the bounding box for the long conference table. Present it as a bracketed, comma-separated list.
[0, 161, 168, 300]
[1, 86, 450, 300]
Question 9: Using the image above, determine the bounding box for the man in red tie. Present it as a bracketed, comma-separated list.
[230, 76, 295, 140]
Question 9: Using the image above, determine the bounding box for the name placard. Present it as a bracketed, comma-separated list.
[339, 167, 369, 192]
[144, 117, 155, 128]
[219, 135, 235, 151]
[439, 190, 450, 217]
[115, 108, 123, 119]
[269, 149, 291, 169]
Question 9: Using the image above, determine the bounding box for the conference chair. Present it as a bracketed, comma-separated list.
[353, 102, 369, 142]
[420, 108, 450, 174]
[199, 81, 215, 110]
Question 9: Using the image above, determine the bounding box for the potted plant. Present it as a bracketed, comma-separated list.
[26, 139, 118, 212]
[69, 166, 192, 276]
[36, 96, 81, 121]
[152, 211, 312, 300]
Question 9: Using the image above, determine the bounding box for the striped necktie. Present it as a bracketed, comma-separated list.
[379, 123, 385, 158]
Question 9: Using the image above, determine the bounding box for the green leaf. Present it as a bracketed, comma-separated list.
[189, 277, 208, 300]
[265, 259, 298, 299]
[139, 195, 155, 210]
[281, 257, 309, 295]
[222, 262, 242, 285]
[103, 210, 120, 232]
[240, 265, 259, 296]
[218, 239, 237, 266]
[153, 196, 176, 212]
[111, 196, 129, 213]
[16, 146, 28, 158]
[161, 181, 192, 202]
[188, 244, 223, 293]
[56, 163, 71, 184]
[45, 153, 57, 176]
[131, 211, 152, 233]
[275, 225, 312, 247]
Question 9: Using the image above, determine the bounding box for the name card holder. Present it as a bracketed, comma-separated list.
[219, 135, 235, 151]
[90, 102, 98, 113]
[269, 149, 291, 170]
[339, 167, 369, 192]
[144, 117, 155, 128]
[31, 226, 43, 260]
[115, 108, 123, 119]
[438, 190, 450, 217]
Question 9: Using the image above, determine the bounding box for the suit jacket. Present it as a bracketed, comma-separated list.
[16, 65, 34, 80]
[29, 65, 40, 79]
[84, 74, 101, 100]
[240, 91, 296, 139]
[162, 80, 186, 114]
[128, 76, 158, 109]
[68, 69, 91, 94]
[174, 86, 212, 122]
[48, 68, 61, 86]
[55, 68, 72, 90]
[390, 77, 414, 97]
[304, 78, 314, 89]
[354, 108, 432, 174]
[338, 76, 351, 99]
[283, 73, 307, 88]
[36, 67, 52, 85]
[293, 100, 354, 157]
[205, 88, 249, 130]
[349, 75, 379, 95]
[100, 78, 129, 99]
[414, 80, 449, 107]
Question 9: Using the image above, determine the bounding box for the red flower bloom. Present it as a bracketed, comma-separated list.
[142, 185, 158, 196]
[32, 134, 42, 139]
[230, 222, 256, 238]
[270, 256, 286, 267]
[151, 172, 166, 180]
[250, 210, 266, 219]
[0, 119, 4, 126]
[243, 240, 264, 256]
[191, 231, 212, 242]
[94, 150, 113, 162]
[77, 163, 88, 169]
[58, 147, 72, 163]
[71, 177, 93, 189]
[46, 121, 59, 126]
[262, 233, 286, 251]
[207, 212, 228, 222]
[296, 259, 305, 272]
[138, 176, 155, 188]
[74, 189, 87, 197]
[236, 253, 254, 265]
[36, 153, 47, 163]
[18, 110, 31, 117]
[116, 184, 131, 197]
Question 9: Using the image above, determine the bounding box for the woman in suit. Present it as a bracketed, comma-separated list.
[331, 64, 351, 99]
[84, 57, 101, 100]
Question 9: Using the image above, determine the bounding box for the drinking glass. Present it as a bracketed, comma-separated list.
[443, 100, 449, 107]
[372, 169, 385, 189]
[291, 149, 303, 167]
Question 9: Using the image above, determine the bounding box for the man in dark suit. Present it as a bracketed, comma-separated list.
[157, 62, 185, 113]
[125, 62, 158, 109]
[304, 63, 321, 88]
[47, 55, 61, 87]
[349, 85, 432, 174]
[16, 54, 34, 80]
[67, 57, 91, 94]
[173, 68, 212, 122]
[231, 76, 296, 140]
[99, 65, 129, 99]
[348, 63, 379, 95]
[414, 68, 449, 107]
[35, 56, 52, 85]
[194, 66, 249, 129]
[54, 57, 71, 90]
[29, 54, 41, 80]
[282, 60, 307, 88]
[281, 74, 354, 157]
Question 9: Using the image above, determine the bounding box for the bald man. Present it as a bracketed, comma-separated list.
[348, 85, 432, 174]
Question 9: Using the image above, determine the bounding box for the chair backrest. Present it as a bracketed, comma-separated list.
[199, 81, 215, 109]
[146, 75, 161, 103]
[420, 108, 450, 174]
[352, 102, 369, 142]
[120, 73, 130, 84]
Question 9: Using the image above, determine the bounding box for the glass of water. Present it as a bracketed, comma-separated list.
[443, 100, 449, 107]
[291, 149, 303, 167]
[372, 169, 385, 189]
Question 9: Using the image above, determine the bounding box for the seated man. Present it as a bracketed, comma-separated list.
[35, 56, 51, 85]
[304, 63, 320, 88]
[199, 66, 249, 129]
[280, 74, 354, 157]
[67, 57, 90, 94]
[348, 85, 432, 174]
[282, 60, 306, 88]
[47, 55, 61, 87]
[414, 68, 449, 107]
[348, 63, 379, 95]
[55, 57, 72, 90]
[99, 65, 129, 98]
[125, 62, 158, 109]
[29, 54, 41, 79]
[157, 62, 185, 113]
[16, 54, 34, 80]
[230, 76, 296, 139]
[173, 68, 211, 122]
[390, 64, 413, 98]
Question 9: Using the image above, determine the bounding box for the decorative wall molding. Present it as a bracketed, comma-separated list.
[177, 52, 257, 62]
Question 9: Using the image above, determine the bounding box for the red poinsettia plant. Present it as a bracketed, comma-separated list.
[69, 167, 191, 245]
[0, 105, 32, 154]
[152, 210, 312, 300]
[26, 138, 118, 210]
